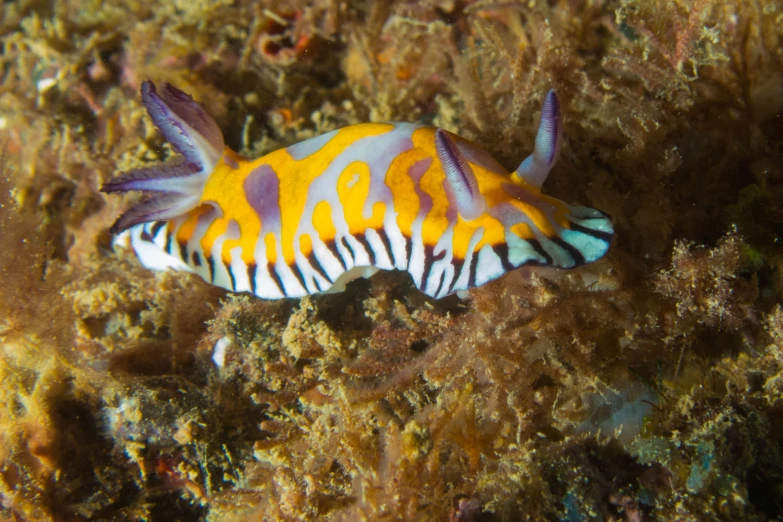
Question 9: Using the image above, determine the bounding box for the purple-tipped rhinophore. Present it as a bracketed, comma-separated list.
[515, 89, 563, 189]
[142, 81, 224, 168]
[102, 81, 225, 233]
[435, 129, 486, 220]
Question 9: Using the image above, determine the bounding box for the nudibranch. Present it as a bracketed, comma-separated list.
[103, 81, 613, 299]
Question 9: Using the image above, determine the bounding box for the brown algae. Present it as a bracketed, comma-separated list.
[0, 0, 782, 520]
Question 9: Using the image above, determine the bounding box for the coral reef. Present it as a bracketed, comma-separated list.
[1, 0, 782, 520]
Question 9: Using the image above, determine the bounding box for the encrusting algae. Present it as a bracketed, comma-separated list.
[1, 0, 782, 521]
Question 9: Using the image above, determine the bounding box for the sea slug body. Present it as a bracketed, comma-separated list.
[103, 81, 613, 299]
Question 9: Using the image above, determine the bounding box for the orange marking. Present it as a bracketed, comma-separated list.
[299, 233, 313, 257]
[409, 128, 451, 247]
[176, 205, 211, 243]
[312, 200, 336, 242]
[200, 149, 261, 264]
[193, 123, 568, 273]
[385, 148, 428, 239]
[275, 123, 394, 264]
[200, 215, 229, 263]
[510, 222, 534, 240]
[404, 127, 569, 257]
[507, 200, 556, 238]
[337, 161, 386, 235]
[264, 233, 277, 265]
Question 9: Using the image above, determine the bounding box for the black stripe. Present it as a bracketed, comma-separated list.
[340, 236, 356, 264]
[178, 241, 188, 262]
[404, 236, 413, 268]
[420, 245, 446, 290]
[448, 258, 465, 294]
[141, 230, 153, 242]
[433, 271, 445, 298]
[467, 250, 480, 289]
[550, 237, 586, 266]
[207, 256, 216, 282]
[165, 231, 173, 254]
[292, 263, 309, 294]
[376, 228, 394, 266]
[568, 222, 613, 243]
[527, 238, 552, 265]
[354, 233, 376, 265]
[192, 251, 202, 267]
[492, 243, 515, 272]
[151, 221, 166, 239]
[247, 263, 257, 295]
[307, 252, 332, 284]
[324, 239, 346, 270]
[267, 262, 286, 297]
[227, 266, 237, 291]
[418, 244, 432, 289]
